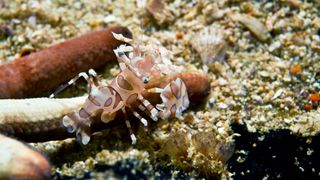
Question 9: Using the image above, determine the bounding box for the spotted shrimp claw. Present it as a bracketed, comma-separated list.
[63, 112, 91, 145]
[157, 78, 189, 119]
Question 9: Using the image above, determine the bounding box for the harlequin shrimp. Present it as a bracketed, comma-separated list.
[60, 33, 189, 145]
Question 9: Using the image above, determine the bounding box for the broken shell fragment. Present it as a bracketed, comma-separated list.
[278, 0, 301, 8]
[190, 25, 227, 65]
[147, 0, 175, 26]
[230, 13, 270, 42]
[0, 134, 51, 179]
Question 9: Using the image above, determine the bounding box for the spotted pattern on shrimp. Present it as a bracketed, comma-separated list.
[61, 33, 190, 145]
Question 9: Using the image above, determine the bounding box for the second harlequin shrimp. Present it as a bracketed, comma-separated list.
[59, 33, 190, 145]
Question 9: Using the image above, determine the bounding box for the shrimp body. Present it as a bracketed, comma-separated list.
[110, 68, 145, 104]
[62, 33, 190, 145]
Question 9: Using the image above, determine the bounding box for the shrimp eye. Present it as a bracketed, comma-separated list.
[117, 51, 125, 57]
[142, 76, 149, 84]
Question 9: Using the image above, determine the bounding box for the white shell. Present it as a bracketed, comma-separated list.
[191, 25, 227, 65]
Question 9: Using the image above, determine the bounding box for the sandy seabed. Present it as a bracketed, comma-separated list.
[1, 0, 320, 179]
